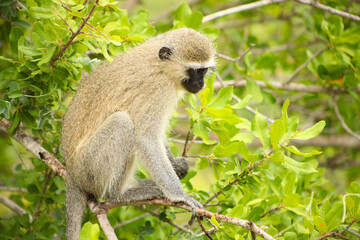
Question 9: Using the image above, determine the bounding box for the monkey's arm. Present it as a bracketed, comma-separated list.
[137, 138, 202, 210]
[164, 142, 189, 180]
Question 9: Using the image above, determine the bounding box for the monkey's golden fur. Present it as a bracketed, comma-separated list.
[61, 27, 215, 240]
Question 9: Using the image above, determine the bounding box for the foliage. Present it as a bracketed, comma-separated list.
[0, 0, 359, 239]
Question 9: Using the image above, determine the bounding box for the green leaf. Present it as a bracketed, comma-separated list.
[193, 121, 216, 145]
[199, 88, 211, 107]
[246, 79, 263, 103]
[18, 46, 42, 56]
[284, 145, 322, 157]
[210, 215, 222, 229]
[29, 7, 55, 19]
[207, 86, 233, 109]
[185, 11, 203, 30]
[186, 107, 200, 120]
[9, 27, 24, 57]
[251, 111, 270, 149]
[325, 202, 343, 232]
[281, 99, 290, 132]
[38, 45, 57, 66]
[255, 52, 278, 71]
[213, 141, 240, 158]
[304, 217, 314, 234]
[206, 107, 242, 125]
[228, 205, 245, 218]
[283, 156, 317, 175]
[313, 216, 328, 234]
[173, 2, 191, 22]
[8, 112, 20, 135]
[283, 171, 296, 195]
[0, 56, 14, 63]
[269, 119, 285, 150]
[283, 232, 297, 240]
[195, 158, 209, 170]
[293, 120, 326, 140]
[267, 151, 284, 163]
[0, 100, 11, 119]
[231, 95, 251, 110]
[80, 222, 100, 240]
[53, 176, 66, 191]
[19, 111, 37, 129]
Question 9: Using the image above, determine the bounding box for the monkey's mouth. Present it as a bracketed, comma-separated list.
[182, 68, 207, 93]
[182, 77, 204, 93]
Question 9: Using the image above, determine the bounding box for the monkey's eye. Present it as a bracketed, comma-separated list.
[196, 68, 208, 77]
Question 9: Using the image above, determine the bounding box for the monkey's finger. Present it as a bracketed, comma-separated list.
[188, 208, 196, 225]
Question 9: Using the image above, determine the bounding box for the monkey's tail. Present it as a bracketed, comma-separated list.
[66, 175, 87, 240]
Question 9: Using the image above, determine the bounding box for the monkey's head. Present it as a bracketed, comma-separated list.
[156, 28, 216, 94]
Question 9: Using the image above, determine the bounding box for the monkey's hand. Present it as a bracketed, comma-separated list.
[172, 157, 189, 179]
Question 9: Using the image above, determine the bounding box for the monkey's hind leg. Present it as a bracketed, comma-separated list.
[113, 179, 165, 203]
[80, 111, 136, 200]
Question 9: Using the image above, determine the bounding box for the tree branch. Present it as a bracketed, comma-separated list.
[49, 0, 100, 67]
[331, 94, 360, 142]
[285, 48, 326, 83]
[0, 194, 32, 222]
[0, 119, 67, 180]
[216, 43, 255, 62]
[103, 199, 275, 240]
[295, 0, 360, 22]
[0, 118, 276, 240]
[202, 0, 285, 23]
[113, 213, 150, 229]
[213, 80, 360, 94]
[313, 232, 351, 240]
[0, 186, 27, 192]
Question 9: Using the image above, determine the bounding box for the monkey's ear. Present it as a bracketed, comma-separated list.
[159, 47, 172, 60]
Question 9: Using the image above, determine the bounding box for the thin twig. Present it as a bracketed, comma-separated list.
[84, 21, 110, 39]
[49, 0, 100, 67]
[295, 0, 360, 22]
[147, 208, 194, 234]
[216, 43, 255, 62]
[0, 195, 33, 222]
[182, 131, 191, 157]
[89, 201, 117, 240]
[197, 216, 214, 240]
[216, 73, 275, 124]
[114, 213, 150, 229]
[203, 158, 266, 206]
[202, 0, 285, 23]
[0, 186, 27, 192]
[213, 80, 360, 94]
[52, 6, 74, 34]
[348, 229, 360, 238]
[313, 232, 351, 240]
[285, 48, 326, 83]
[34, 170, 53, 218]
[261, 204, 284, 218]
[331, 94, 360, 142]
[340, 219, 359, 235]
[185, 135, 198, 155]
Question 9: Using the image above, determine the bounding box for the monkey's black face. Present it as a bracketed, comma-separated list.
[182, 68, 208, 93]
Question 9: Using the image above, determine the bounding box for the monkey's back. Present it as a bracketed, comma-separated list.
[61, 42, 176, 163]
[61, 28, 215, 163]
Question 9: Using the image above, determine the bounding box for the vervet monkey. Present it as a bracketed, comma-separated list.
[61, 27, 216, 239]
